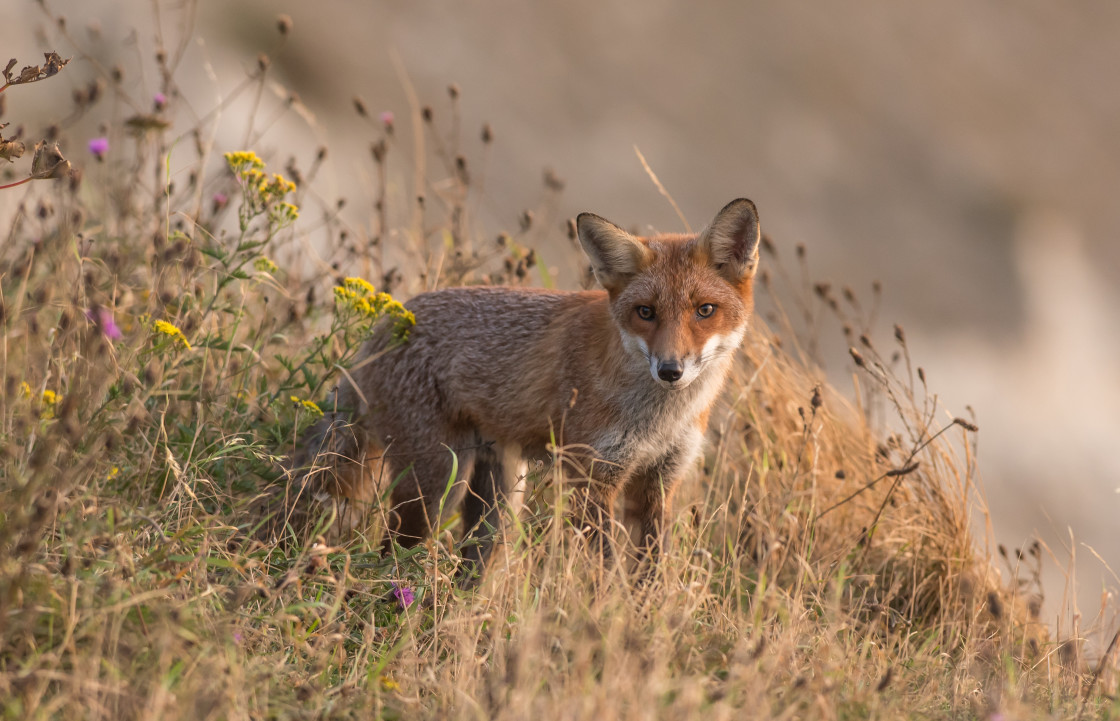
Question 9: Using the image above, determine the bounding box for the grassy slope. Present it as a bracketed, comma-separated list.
[0, 14, 1115, 721]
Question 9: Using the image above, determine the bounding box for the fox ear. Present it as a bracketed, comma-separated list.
[699, 198, 760, 281]
[577, 212, 653, 291]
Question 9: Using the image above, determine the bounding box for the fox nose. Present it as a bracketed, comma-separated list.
[657, 360, 683, 383]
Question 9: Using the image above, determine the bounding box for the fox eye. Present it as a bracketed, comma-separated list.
[636, 305, 655, 321]
[697, 303, 716, 318]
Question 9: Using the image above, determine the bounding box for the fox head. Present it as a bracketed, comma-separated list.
[577, 199, 760, 389]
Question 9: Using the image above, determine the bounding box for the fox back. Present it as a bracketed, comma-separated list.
[288, 198, 760, 581]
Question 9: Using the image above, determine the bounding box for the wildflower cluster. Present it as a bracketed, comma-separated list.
[151, 319, 192, 350]
[333, 277, 415, 341]
[289, 395, 324, 417]
[223, 150, 299, 230]
[39, 389, 61, 419]
[15, 383, 64, 419]
[253, 256, 278, 274]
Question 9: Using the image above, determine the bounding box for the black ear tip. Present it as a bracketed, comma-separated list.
[725, 198, 758, 219]
[575, 212, 602, 233]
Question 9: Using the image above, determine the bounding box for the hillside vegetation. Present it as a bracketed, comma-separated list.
[0, 10, 1115, 720]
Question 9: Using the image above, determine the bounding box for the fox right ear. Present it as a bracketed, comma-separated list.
[576, 212, 652, 291]
[699, 198, 761, 281]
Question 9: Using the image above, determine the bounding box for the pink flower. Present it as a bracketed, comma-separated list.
[86, 307, 122, 340]
[88, 137, 109, 160]
[391, 582, 414, 609]
[380, 111, 394, 131]
[154, 92, 167, 110]
[212, 192, 229, 214]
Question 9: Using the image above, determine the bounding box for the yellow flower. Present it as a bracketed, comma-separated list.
[270, 173, 296, 194]
[343, 277, 376, 296]
[40, 389, 60, 419]
[152, 319, 192, 350]
[254, 257, 278, 274]
[289, 395, 324, 417]
[224, 150, 264, 172]
[269, 201, 299, 226]
[106, 466, 120, 480]
[379, 675, 400, 692]
[333, 278, 414, 340]
[18, 382, 32, 399]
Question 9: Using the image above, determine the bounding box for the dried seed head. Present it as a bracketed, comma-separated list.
[30, 141, 71, 179]
[842, 286, 855, 303]
[421, 106, 433, 122]
[257, 53, 270, 72]
[811, 386, 822, 409]
[353, 96, 367, 117]
[849, 347, 865, 367]
[894, 324, 906, 343]
[455, 154, 469, 184]
[519, 210, 533, 232]
[875, 668, 892, 693]
[917, 367, 926, 384]
[447, 83, 460, 99]
[834, 469, 846, 479]
[481, 123, 493, 144]
[277, 14, 293, 35]
[543, 167, 565, 191]
[796, 243, 806, 259]
[760, 234, 776, 256]
[952, 417, 979, 432]
[859, 333, 872, 348]
[987, 591, 1002, 619]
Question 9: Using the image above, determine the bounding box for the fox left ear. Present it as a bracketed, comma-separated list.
[699, 198, 760, 281]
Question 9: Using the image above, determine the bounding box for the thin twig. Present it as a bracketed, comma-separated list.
[634, 145, 691, 233]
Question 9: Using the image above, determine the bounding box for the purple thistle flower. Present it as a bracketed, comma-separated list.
[391, 582, 415, 609]
[212, 192, 229, 214]
[86, 307, 122, 340]
[380, 111, 394, 130]
[154, 92, 168, 109]
[88, 137, 109, 160]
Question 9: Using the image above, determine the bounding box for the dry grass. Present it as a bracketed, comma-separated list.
[1, 4, 1117, 720]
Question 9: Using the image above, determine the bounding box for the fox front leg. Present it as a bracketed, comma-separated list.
[570, 460, 628, 564]
[625, 446, 694, 573]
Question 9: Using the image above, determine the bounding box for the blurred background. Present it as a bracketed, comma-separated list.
[4, 0, 1117, 635]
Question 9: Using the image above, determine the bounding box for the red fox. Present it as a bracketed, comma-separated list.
[288, 198, 760, 579]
